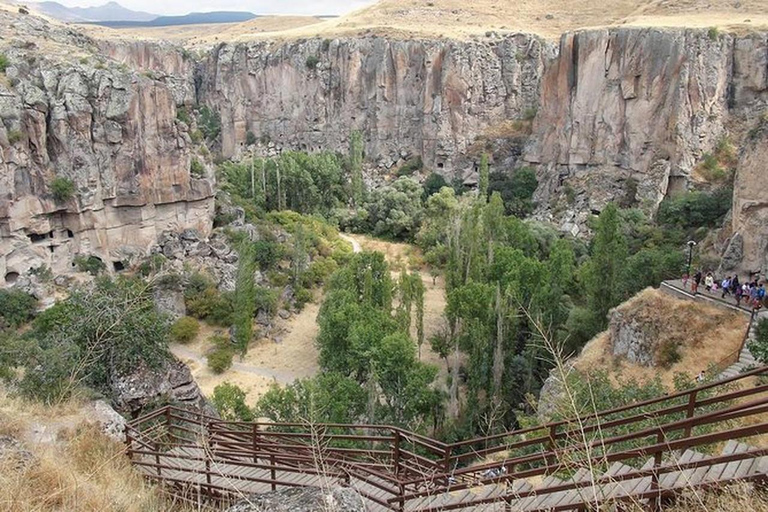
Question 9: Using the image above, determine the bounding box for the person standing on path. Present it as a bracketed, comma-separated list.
[705, 272, 714, 293]
[693, 270, 702, 294]
[721, 276, 732, 298]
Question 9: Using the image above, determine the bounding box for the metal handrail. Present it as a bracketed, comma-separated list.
[126, 365, 768, 511]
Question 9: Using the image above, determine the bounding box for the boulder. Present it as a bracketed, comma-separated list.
[110, 357, 215, 417]
[226, 487, 366, 512]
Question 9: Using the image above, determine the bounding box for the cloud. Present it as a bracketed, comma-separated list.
[45, 0, 377, 16]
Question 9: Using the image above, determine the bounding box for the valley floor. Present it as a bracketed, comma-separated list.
[172, 233, 451, 407]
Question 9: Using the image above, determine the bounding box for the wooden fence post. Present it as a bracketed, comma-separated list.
[650, 430, 665, 511]
[547, 424, 558, 473]
[683, 390, 698, 438]
[270, 454, 277, 491]
[252, 423, 259, 463]
[443, 445, 453, 486]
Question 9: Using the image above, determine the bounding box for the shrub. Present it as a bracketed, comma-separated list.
[294, 287, 312, 310]
[657, 188, 732, 229]
[197, 105, 221, 141]
[73, 255, 106, 276]
[190, 129, 203, 144]
[749, 318, 768, 364]
[708, 26, 719, 40]
[190, 158, 204, 178]
[207, 336, 234, 374]
[321, 38, 332, 52]
[185, 287, 233, 326]
[657, 339, 682, 368]
[245, 131, 257, 146]
[253, 240, 283, 271]
[254, 286, 279, 316]
[7, 130, 22, 144]
[50, 176, 75, 202]
[397, 156, 423, 176]
[176, 107, 191, 125]
[423, 172, 448, 199]
[522, 106, 537, 121]
[170, 316, 200, 343]
[0, 290, 37, 329]
[0, 53, 8, 73]
[212, 382, 254, 421]
[305, 55, 320, 70]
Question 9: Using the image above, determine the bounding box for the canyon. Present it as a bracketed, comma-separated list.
[1, 7, 767, 286]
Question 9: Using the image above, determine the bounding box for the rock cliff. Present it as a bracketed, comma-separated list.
[199, 35, 555, 173]
[525, 28, 768, 241]
[0, 11, 214, 285]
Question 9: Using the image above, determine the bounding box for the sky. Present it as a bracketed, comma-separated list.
[36, 0, 379, 16]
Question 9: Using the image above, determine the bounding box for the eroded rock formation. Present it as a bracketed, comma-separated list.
[0, 11, 214, 286]
[526, 28, 768, 239]
[200, 36, 555, 173]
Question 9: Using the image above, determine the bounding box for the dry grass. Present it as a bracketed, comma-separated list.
[0, 389, 191, 512]
[78, 16, 326, 45]
[575, 288, 748, 388]
[163, 0, 768, 43]
[664, 482, 768, 511]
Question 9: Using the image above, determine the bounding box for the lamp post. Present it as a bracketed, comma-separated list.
[686, 240, 697, 281]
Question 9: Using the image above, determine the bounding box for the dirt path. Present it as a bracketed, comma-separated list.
[172, 235, 360, 407]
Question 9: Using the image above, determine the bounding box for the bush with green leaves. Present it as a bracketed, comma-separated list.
[7, 130, 22, 144]
[212, 382, 254, 421]
[396, 156, 423, 176]
[422, 172, 448, 199]
[50, 177, 76, 202]
[305, 55, 319, 70]
[20, 277, 171, 402]
[190, 158, 204, 178]
[176, 107, 191, 125]
[73, 255, 106, 276]
[0, 53, 8, 73]
[362, 177, 424, 240]
[207, 335, 234, 374]
[197, 105, 221, 141]
[749, 318, 768, 364]
[656, 188, 732, 230]
[185, 287, 233, 326]
[0, 289, 37, 329]
[170, 316, 200, 343]
[487, 168, 538, 217]
[245, 131, 257, 146]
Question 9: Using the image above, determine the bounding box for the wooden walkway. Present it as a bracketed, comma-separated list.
[127, 362, 768, 511]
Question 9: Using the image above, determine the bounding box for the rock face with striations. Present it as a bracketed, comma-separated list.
[0, 11, 214, 286]
[200, 36, 555, 173]
[525, 28, 768, 239]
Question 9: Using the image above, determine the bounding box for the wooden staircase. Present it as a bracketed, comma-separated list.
[126, 364, 768, 511]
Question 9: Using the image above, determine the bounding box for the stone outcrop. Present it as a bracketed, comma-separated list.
[226, 487, 366, 512]
[111, 357, 214, 417]
[525, 28, 768, 238]
[200, 35, 555, 173]
[0, 10, 214, 287]
[730, 123, 768, 274]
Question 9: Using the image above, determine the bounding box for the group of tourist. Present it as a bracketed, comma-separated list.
[683, 270, 765, 310]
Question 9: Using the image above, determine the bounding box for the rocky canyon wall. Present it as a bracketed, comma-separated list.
[0, 12, 214, 285]
[199, 35, 555, 173]
[525, 28, 768, 245]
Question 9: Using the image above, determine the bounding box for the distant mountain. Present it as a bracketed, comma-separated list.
[89, 11, 258, 27]
[28, 1, 157, 22]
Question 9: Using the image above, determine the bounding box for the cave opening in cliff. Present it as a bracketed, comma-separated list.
[4, 272, 19, 284]
[113, 261, 126, 272]
[66, 229, 74, 238]
[28, 232, 52, 243]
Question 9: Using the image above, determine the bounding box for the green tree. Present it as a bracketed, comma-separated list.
[365, 177, 424, 240]
[233, 243, 257, 354]
[0, 290, 37, 329]
[478, 154, 490, 200]
[24, 277, 170, 402]
[349, 130, 365, 207]
[212, 382, 254, 421]
[584, 203, 628, 331]
[256, 372, 367, 424]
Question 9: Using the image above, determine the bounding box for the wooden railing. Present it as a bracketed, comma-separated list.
[126, 365, 768, 511]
